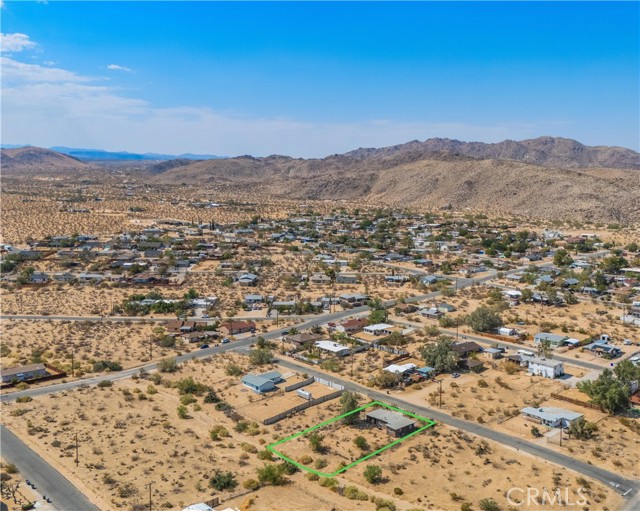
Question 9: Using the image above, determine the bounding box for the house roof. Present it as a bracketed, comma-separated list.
[315, 340, 349, 353]
[384, 363, 416, 374]
[451, 341, 482, 354]
[521, 407, 583, 423]
[366, 408, 416, 430]
[522, 356, 564, 368]
[365, 323, 393, 331]
[534, 332, 568, 343]
[1, 363, 46, 378]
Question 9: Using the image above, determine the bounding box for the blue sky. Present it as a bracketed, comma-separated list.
[1, 1, 638, 157]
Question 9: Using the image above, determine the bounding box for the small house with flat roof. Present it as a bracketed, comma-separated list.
[365, 408, 417, 438]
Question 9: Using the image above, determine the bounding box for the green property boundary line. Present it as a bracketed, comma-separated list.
[266, 400, 436, 477]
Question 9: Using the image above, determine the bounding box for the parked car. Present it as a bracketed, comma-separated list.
[199, 344, 209, 349]
[222, 338, 230, 344]
[202, 314, 210, 319]
[452, 373, 461, 378]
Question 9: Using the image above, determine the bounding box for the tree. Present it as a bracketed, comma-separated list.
[537, 339, 553, 358]
[340, 392, 360, 425]
[184, 288, 199, 300]
[368, 309, 387, 325]
[577, 369, 630, 413]
[568, 417, 598, 440]
[419, 336, 458, 373]
[158, 357, 179, 373]
[520, 288, 533, 303]
[363, 465, 383, 484]
[372, 370, 402, 388]
[249, 348, 273, 365]
[600, 255, 628, 274]
[553, 249, 574, 267]
[613, 359, 640, 388]
[467, 306, 503, 332]
[209, 470, 238, 491]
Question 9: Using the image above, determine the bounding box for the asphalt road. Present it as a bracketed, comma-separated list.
[274, 357, 639, 497]
[0, 425, 100, 511]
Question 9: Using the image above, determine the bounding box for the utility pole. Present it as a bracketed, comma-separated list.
[438, 379, 443, 407]
[71, 346, 75, 377]
[146, 482, 153, 511]
[148, 337, 153, 361]
[75, 433, 79, 467]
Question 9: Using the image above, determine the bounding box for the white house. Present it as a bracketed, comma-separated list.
[314, 340, 350, 357]
[522, 356, 564, 378]
[521, 407, 583, 428]
[383, 363, 416, 375]
[364, 323, 394, 336]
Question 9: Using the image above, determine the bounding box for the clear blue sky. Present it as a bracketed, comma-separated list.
[2, 1, 638, 156]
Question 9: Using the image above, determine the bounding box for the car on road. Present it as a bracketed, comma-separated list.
[199, 344, 209, 349]
[222, 338, 230, 344]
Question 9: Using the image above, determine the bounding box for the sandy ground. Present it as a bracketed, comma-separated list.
[1, 355, 625, 511]
[0, 319, 186, 377]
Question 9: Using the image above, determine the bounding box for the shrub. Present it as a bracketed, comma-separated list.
[257, 449, 273, 461]
[344, 486, 368, 500]
[477, 379, 489, 388]
[16, 396, 33, 403]
[318, 477, 338, 490]
[257, 464, 285, 486]
[243, 478, 260, 491]
[354, 435, 368, 450]
[92, 360, 123, 373]
[314, 458, 328, 469]
[393, 487, 403, 495]
[158, 358, 178, 373]
[175, 377, 207, 395]
[177, 405, 189, 419]
[479, 498, 501, 511]
[225, 364, 243, 376]
[298, 455, 313, 465]
[209, 470, 238, 491]
[364, 465, 383, 484]
[203, 389, 220, 403]
[146, 385, 157, 395]
[180, 394, 197, 406]
[209, 425, 230, 441]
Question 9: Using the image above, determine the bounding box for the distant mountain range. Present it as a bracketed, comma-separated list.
[1, 145, 223, 161]
[2, 137, 639, 222]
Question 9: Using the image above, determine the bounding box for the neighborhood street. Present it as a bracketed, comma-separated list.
[0, 425, 101, 511]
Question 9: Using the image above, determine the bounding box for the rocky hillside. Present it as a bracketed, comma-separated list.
[1, 147, 91, 172]
[153, 138, 640, 223]
[342, 136, 640, 170]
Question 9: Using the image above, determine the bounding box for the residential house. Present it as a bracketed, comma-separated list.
[336, 272, 359, 284]
[522, 356, 564, 378]
[285, 332, 324, 347]
[383, 363, 416, 375]
[241, 371, 284, 393]
[53, 272, 76, 283]
[220, 321, 256, 336]
[1, 363, 48, 384]
[395, 303, 419, 314]
[310, 273, 332, 285]
[365, 408, 417, 438]
[420, 307, 444, 320]
[339, 293, 369, 308]
[534, 332, 569, 349]
[364, 323, 394, 336]
[582, 342, 622, 358]
[335, 318, 368, 334]
[314, 340, 350, 357]
[521, 407, 583, 428]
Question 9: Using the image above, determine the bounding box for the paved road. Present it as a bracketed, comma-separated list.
[274, 357, 639, 497]
[0, 425, 100, 511]
[0, 306, 368, 403]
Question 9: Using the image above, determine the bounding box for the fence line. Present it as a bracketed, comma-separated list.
[313, 376, 345, 391]
[284, 377, 315, 392]
[262, 389, 343, 425]
[550, 392, 602, 411]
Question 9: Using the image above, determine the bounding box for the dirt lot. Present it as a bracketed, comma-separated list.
[0, 319, 187, 378]
[1, 354, 625, 511]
